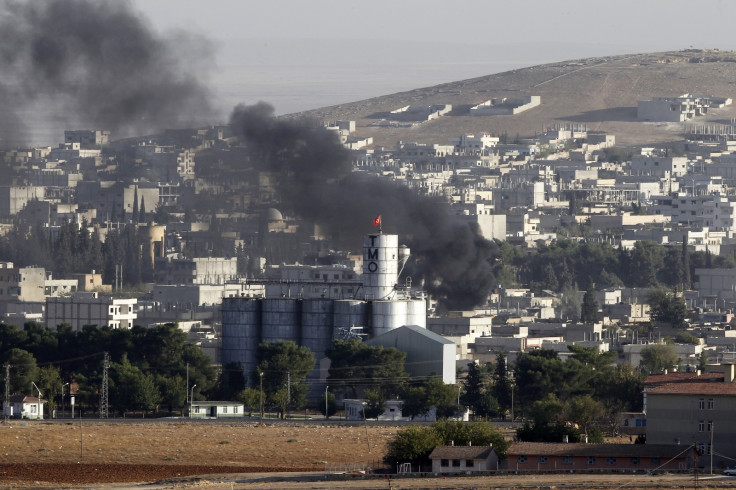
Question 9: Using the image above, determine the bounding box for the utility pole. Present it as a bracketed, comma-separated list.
[4, 364, 9, 423]
[100, 352, 109, 418]
[325, 385, 329, 420]
[259, 371, 264, 424]
[710, 421, 714, 475]
[186, 363, 189, 410]
[286, 371, 290, 419]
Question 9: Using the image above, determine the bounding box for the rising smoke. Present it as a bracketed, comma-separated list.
[230, 103, 498, 311]
[0, 0, 214, 147]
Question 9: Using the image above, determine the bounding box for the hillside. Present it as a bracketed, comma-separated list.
[301, 49, 736, 147]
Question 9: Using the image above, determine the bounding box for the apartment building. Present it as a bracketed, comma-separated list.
[45, 292, 137, 330]
[645, 365, 736, 469]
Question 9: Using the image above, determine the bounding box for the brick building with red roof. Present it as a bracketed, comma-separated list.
[506, 442, 693, 472]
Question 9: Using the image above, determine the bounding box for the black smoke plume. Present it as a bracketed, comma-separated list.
[230, 102, 498, 311]
[0, 0, 214, 147]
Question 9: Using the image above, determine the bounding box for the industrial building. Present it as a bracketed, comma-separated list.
[221, 233, 427, 383]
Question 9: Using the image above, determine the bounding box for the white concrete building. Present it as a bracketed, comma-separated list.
[154, 257, 239, 285]
[630, 156, 687, 178]
[0, 263, 45, 302]
[45, 292, 137, 331]
[470, 96, 540, 116]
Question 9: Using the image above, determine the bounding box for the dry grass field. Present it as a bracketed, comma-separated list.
[0, 419, 398, 485]
[2, 420, 734, 489]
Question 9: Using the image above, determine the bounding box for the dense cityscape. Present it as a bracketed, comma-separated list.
[4, 1, 736, 488]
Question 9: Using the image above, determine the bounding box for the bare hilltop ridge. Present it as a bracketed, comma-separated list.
[300, 49, 736, 147]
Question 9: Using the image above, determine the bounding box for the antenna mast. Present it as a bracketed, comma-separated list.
[100, 352, 109, 418]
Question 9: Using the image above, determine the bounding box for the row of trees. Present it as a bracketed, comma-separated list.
[493, 238, 732, 294]
[0, 220, 161, 287]
[450, 347, 644, 442]
[0, 322, 218, 416]
[234, 339, 459, 420]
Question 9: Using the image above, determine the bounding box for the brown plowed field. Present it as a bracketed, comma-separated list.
[0, 419, 398, 485]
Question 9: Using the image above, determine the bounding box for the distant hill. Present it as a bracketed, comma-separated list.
[300, 49, 736, 148]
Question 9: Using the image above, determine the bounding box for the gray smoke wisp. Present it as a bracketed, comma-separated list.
[0, 0, 214, 147]
[230, 102, 497, 310]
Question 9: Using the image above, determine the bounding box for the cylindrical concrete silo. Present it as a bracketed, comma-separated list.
[362, 234, 399, 300]
[261, 298, 301, 344]
[332, 299, 368, 337]
[371, 300, 407, 338]
[301, 299, 334, 362]
[221, 298, 262, 383]
[405, 298, 427, 328]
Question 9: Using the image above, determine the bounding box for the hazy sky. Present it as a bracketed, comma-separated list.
[130, 0, 736, 116]
[133, 0, 736, 50]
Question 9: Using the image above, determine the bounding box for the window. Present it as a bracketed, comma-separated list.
[650, 458, 661, 466]
[466, 460, 474, 467]
[517, 455, 527, 463]
[708, 398, 714, 409]
[630, 457, 640, 466]
[606, 457, 617, 466]
[441, 459, 449, 467]
[233, 407, 238, 414]
[586, 456, 596, 465]
[562, 456, 572, 464]
[698, 421, 705, 432]
[537, 456, 548, 464]
[452, 459, 460, 467]
[223, 407, 228, 414]
[699, 398, 705, 410]
[707, 421, 713, 432]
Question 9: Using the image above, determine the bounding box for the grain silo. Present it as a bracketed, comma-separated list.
[221, 232, 427, 385]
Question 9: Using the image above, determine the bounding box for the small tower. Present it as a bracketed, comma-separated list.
[362, 234, 399, 300]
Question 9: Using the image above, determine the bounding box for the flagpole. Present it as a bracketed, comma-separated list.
[379, 215, 382, 234]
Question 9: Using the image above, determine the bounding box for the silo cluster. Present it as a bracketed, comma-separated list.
[221, 233, 427, 382]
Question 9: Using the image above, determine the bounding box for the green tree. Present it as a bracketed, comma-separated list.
[491, 353, 513, 418]
[432, 420, 509, 455]
[461, 362, 492, 418]
[563, 394, 603, 436]
[681, 238, 691, 290]
[2, 348, 39, 395]
[639, 343, 680, 373]
[401, 385, 428, 420]
[559, 283, 581, 322]
[319, 390, 338, 419]
[132, 187, 139, 223]
[326, 339, 407, 398]
[383, 425, 443, 467]
[425, 377, 458, 419]
[648, 288, 688, 328]
[514, 350, 568, 415]
[237, 388, 262, 416]
[157, 374, 187, 414]
[110, 354, 161, 415]
[384, 421, 509, 468]
[363, 388, 386, 419]
[270, 388, 290, 418]
[580, 279, 598, 323]
[674, 331, 700, 345]
[253, 341, 315, 419]
[698, 350, 708, 372]
[37, 365, 62, 415]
